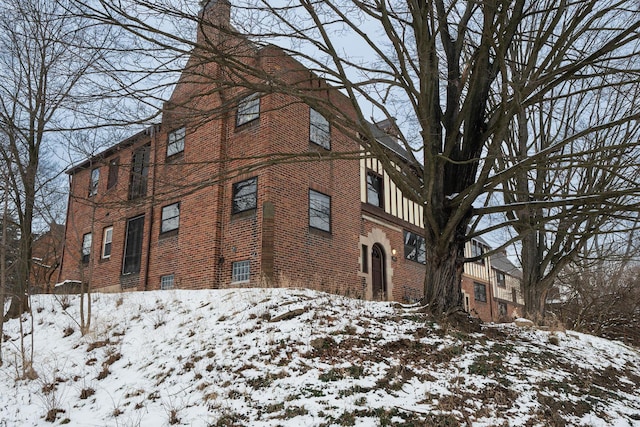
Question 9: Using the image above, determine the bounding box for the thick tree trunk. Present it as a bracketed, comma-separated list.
[5, 187, 34, 319]
[422, 239, 465, 316]
[520, 231, 551, 321]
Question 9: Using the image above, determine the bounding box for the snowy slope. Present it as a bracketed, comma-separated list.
[0, 288, 639, 426]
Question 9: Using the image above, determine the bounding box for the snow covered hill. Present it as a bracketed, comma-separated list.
[1, 288, 639, 426]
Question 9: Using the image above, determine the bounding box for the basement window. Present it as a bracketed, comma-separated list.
[232, 260, 250, 283]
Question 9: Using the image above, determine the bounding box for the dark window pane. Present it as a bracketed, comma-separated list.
[309, 190, 331, 232]
[107, 158, 119, 189]
[129, 145, 150, 199]
[123, 215, 144, 274]
[81, 233, 92, 263]
[474, 282, 487, 302]
[232, 178, 257, 213]
[403, 230, 426, 264]
[367, 172, 383, 208]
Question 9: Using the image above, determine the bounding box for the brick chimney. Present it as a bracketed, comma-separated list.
[198, 0, 231, 44]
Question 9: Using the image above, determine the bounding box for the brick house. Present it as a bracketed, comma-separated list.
[57, 0, 522, 321]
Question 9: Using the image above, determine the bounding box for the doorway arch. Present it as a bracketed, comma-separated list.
[371, 244, 386, 300]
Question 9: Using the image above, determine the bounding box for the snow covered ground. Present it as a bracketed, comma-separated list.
[0, 288, 639, 426]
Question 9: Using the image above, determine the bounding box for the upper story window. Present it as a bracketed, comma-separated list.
[495, 270, 506, 288]
[129, 145, 150, 200]
[167, 127, 185, 157]
[102, 226, 113, 259]
[107, 158, 119, 190]
[310, 108, 330, 149]
[366, 171, 383, 208]
[471, 240, 487, 264]
[81, 232, 92, 263]
[161, 202, 180, 233]
[309, 189, 331, 232]
[403, 230, 426, 264]
[89, 168, 100, 197]
[236, 94, 260, 126]
[232, 177, 257, 214]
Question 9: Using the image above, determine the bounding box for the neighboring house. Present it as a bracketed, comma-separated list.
[57, 0, 522, 321]
[31, 223, 64, 294]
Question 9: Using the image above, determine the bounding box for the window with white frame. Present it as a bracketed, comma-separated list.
[167, 127, 186, 157]
[161, 202, 180, 233]
[236, 94, 260, 126]
[82, 233, 92, 263]
[160, 274, 175, 290]
[89, 168, 100, 197]
[309, 189, 331, 232]
[232, 260, 250, 283]
[102, 226, 113, 259]
[310, 108, 330, 149]
[232, 178, 257, 214]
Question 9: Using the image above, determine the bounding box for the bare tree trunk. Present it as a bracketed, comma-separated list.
[422, 240, 464, 315]
[0, 193, 7, 365]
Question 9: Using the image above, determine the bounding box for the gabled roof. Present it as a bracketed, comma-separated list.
[365, 120, 410, 161]
[490, 251, 523, 279]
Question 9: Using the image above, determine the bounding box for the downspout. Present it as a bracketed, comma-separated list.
[56, 173, 74, 285]
[143, 125, 159, 291]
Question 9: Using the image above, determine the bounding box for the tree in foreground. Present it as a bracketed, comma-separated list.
[0, 0, 123, 318]
[71, 0, 640, 317]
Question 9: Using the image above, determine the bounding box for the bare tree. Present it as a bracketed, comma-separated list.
[0, 0, 122, 318]
[552, 229, 640, 347]
[492, 73, 640, 319]
[67, 0, 640, 316]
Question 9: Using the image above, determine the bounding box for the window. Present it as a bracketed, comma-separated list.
[129, 145, 150, 200]
[309, 190, 331, 232]
[404, 230, 426, 264]
[362, 244, 368, 273]
[123, 215, 144, 275]
[102, 227, 113, 259]
[236, 94, 260, 126]
[310, 108, 330, 149]
[107, 158, 119, 190]
[232, 177, 257, 214]
[471, 240, 486, 264]
[160, 274, 175, 290]
[161, 202, 180, 233]
[498, 301, 507, 317]
[81, 233, 92, 263]
[89, 168, 100, 197]
[474, 282, 487, 303]
[495, 270, 506, 288]
[167, 127, 185, 157]
[232, 260, 250, 283]
[366, 171, 383, 208]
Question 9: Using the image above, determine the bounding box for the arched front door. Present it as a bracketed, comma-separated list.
[371, 244, 386, 300]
